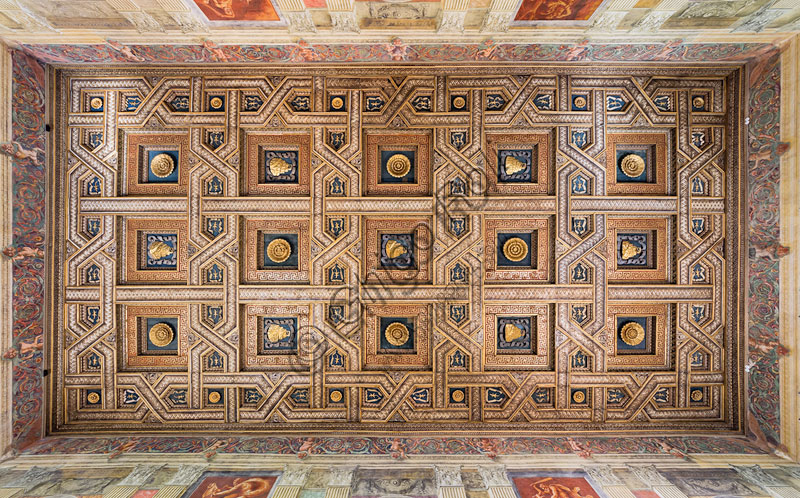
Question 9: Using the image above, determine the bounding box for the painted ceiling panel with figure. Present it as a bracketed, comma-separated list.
[46, 64, 745, 435]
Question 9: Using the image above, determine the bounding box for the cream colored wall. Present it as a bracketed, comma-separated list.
[780, 33, 800, 463]
[0, 41, 14, 461]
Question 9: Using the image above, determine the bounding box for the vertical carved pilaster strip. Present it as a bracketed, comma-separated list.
[478, 465, 514, 498]
[780, 33, 800, 463]
[436, 465, 467, 498]
[273, 464, 312, 498]
[584, 465, 636, 498]
[627, 465, 687, 498]
[733, 465, 800, 498]
[152, 465, 207, 498]
[325, 466, 356, 498]
[104, 464, 164, 498]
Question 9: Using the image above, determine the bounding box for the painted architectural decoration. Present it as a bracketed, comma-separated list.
[1, 462, 800, 498]
[46, 62, 746, 436]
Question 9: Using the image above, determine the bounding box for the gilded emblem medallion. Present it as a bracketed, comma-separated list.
[620, 322, 645, 346]
[386, 153, 411, 178]
[266, 324, 291, 343]
[150, 153, 176, 178]
[692, 96, 705, 109]
[619, 153, 645, 178]
[148, 240, 175, 261]
[210, 96, 223, 109]
[208, 391, 221, 403]
[504, 156, 526, 175]
[690, 389, 703, 402]
[502, 237, 529, 262]
[451, 389, 465, 402]
[504, 323, 524, 343]
[572, 390, 586, 403]
[149, 322, 174, 347]
[87, 392, 101, 404]
[331, 97, 344, 109]
[330, 390, 343, 402]
[453, 96, 466, 109]
[384, 321, 410, 346]
[268, 157, 293, 177]
[573, 96, 587, 108]
[89, 97, 104, 110]
[266, 238, 292, 263]
[620, 240, 643, 260]
[384, 239, 408, 259]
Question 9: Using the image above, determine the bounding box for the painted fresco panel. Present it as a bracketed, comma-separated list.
[192, 0, 280, 21]
[514, 0, 604, 21]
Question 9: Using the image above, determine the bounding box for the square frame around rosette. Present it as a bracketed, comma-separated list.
[244, 132, 311, 196]
[484, 217, 552, 282]
[242, 304, 311, 371]
[606, 217, 670, 282]
[484, 304, 552, 370]
[363, 304, 431, 370]
[364, 217, 432, 284]
[605, 132, 669, 195]
[124, 132, 190, 196]
[363, 130, 432, 196]
[122, 218, 188, 283]
[485, 131, 553, 195]
[605, 303, 671, 370]
[121, 304, 189, 371]
[242, 218, 310, 283]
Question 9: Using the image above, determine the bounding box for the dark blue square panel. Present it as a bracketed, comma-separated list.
[260, 317, 298, 352]
[144, 318, 179, 353]
[263, 150, 299, 184]
[379, 317, 415, 352]
[142, 233, 178, 270]
[146, 150, 179, 183]
[496, 232, 533, 268]
[380, 150, 416, 183]
[615, 149, 648, 183]
[497, 149, 533, 183]
[261, 233, 299, 269]
[380, 233, 415, 270]
[616, 316, 650, 353]
[208, 95, 225, 111]
[329, 95, 347, 112]
[497, 316, 533, 352]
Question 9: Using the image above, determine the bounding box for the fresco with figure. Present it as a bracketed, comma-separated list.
[46, 64, 745, 435]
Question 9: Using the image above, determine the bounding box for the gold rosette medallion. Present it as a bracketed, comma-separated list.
[502, 237, 529, 262]
[619, 154, 645, 178]
[386, 154, 411, 178]
[149, 322, 174, 347]
[266, 238, 292, 263]
[384, 321, 410, 346]
[150, 153, 176, 178]
[620, 322, 645, 346]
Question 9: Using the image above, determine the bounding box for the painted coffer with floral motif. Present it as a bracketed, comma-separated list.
[46, 64, 745, 434]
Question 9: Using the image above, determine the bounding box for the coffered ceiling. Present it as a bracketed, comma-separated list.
[48, 62, 745, 435]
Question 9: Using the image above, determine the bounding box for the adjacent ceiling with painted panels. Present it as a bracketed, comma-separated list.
[0, 0, 798, 42]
